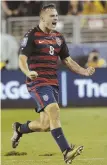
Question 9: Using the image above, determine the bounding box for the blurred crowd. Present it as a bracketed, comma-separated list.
[1, 0, 107, 18]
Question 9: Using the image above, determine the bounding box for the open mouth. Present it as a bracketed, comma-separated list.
[52, 22, 57, 25]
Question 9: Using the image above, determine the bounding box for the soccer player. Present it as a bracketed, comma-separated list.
[11, 4, 95, 164]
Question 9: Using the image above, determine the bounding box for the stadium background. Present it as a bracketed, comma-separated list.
[1, 1, 107, 165]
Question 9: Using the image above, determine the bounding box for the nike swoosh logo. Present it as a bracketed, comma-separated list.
[39, 41, 44, 43]
[57, 135, 61, 139]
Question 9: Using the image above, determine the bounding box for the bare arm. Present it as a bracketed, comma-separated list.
[19, 54, 29, 75]
[19, 54, 38, 80]
[2, 1, 12, 16]
[63, 56, 95, 76]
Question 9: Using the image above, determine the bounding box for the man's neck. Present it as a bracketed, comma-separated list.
[39, 23, 52, 34]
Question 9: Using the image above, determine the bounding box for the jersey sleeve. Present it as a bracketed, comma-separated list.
[18, 29, 34, 57]
[58, 36, 70, 60]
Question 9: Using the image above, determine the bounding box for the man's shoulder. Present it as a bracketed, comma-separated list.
[52, 30, 64, 39]
[24, 26, 39, 37]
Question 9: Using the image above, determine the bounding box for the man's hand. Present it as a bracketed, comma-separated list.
[63, 57, 95, 77]
[19, 55, 38, 80]
[85, 66, 95, 76]
[27, 71, 38, 80]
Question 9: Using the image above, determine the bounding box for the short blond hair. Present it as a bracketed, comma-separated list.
[40, 3, 56, 16]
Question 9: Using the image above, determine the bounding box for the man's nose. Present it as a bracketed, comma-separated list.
[54, 16, 58, 21]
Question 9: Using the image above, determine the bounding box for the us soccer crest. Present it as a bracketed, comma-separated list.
[56, 37, 61, 46]
[43, 94, 49, 101]
[21, 37, 28, 47]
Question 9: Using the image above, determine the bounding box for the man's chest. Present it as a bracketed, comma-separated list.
[33, 34, 62, 56]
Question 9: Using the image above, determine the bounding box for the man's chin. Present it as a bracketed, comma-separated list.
[51, 26, 56, 30]
[46, 26, 56, 32]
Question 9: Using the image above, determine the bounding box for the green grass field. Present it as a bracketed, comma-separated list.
[1, 108, 107, 165]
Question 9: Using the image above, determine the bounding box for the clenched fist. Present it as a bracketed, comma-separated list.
[27, 71, 38, 80]
[85, 66, 95, 76]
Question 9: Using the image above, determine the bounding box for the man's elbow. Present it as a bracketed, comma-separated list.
[62, 58, 70, 66]
[19, 58, 22, 70]
[18, 54, 26, 68]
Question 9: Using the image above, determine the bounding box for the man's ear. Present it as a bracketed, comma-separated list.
[40, 15, 45, 22]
